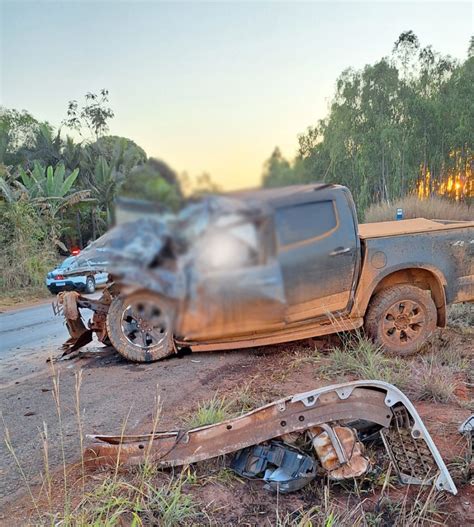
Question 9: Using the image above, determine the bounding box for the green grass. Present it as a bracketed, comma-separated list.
[184, 384, 276, 430]
[55, 471, 201, 527]
[319, 333, 410, 389]
[141, 475, 201, 527]
[184, 392, 232, 429]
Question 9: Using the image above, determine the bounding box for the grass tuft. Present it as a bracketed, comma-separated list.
[185, 392, 232, 429]
[319, 333, 409, 389]
[407, 357, 459, 403]
[448, 303, 474, 333]
[142, 474, 201, 527]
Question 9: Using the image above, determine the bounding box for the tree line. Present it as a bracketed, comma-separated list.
[2, 31, 472, 295]
[0, 91, 216, 293]
[262, 32, 474, 214]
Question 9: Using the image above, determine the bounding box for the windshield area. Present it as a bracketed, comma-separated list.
[59, 257, 78, 270]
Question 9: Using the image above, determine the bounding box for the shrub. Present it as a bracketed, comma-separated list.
[365, 195, 472, 222]
[0, 201, 56, 292]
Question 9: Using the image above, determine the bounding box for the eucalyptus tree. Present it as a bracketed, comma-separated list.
[270, 32, 473, 207]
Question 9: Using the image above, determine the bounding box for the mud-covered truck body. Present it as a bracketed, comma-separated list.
[57, 184, 474, 361]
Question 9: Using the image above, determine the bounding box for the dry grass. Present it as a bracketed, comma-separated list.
[448, 303, 474, 332]
[0, 285, 51, 308]
[275, 480, 446, 527]
[407, 357, 460, 403]
[318, 329, 470, 406]
[3, 370, 202, 526]
[365, 195, 473, 222]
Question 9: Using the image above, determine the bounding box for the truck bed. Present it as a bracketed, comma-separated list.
[359, 218, 474, 239]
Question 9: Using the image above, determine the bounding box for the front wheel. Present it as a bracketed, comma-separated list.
[365, 284, 437, 356]
[106, 291, 175, 362]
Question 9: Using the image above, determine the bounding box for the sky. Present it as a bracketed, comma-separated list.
[1, 1, 473, 190]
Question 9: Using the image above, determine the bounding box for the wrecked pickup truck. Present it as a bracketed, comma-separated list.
[55, 184, 474, 362]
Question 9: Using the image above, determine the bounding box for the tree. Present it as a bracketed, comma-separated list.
[91, 136, 147, 177]
[88, 156, 122, 229]
[62, 89, 114, 140]
[288, 32, 473, 211]
[0, 107, 41, 165]
[119, 158, 183, 211]
[262, 147, 294, 187]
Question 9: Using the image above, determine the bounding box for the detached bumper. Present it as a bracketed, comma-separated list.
[47, 281, 87, 294]
[84, 380, 458, 495]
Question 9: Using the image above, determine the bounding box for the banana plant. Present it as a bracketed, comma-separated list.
[18, 161, 80, 199]
[3, 162, 92, 250]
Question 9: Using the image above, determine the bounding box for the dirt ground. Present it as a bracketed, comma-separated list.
[0, 328, 472, 526]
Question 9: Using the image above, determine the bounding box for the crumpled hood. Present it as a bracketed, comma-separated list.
[74, 217, 171, 270]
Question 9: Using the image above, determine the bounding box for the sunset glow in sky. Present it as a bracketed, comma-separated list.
[1, 1, 472, 189]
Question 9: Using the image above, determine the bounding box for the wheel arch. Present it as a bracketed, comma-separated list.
[358, 266, 447, 327]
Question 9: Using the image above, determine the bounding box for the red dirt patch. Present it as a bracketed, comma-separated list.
[1, 330, 472, 526]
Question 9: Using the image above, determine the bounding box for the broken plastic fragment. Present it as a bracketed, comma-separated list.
[230, 441, 317, 493]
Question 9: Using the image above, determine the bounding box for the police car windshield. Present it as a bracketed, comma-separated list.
[59, 256, 77, 269]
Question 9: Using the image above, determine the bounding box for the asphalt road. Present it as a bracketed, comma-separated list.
[0, 296, 99, 358]
[0, 297, 256, 512]
[1, 301, 71, 357]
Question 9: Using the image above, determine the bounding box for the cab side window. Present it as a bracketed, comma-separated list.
[275, 200, 337, 247]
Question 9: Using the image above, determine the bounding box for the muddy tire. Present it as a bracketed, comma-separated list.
[106, 291, 175, 362]
[365, 285, 437, 356]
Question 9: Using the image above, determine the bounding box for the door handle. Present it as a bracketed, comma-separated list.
[330, 247, 351, 256]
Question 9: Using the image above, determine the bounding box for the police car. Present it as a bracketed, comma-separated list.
[45, 255, 108, 294]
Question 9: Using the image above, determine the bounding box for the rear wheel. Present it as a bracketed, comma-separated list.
[106, 291, 175, 362]
[365, 285, 437, 356]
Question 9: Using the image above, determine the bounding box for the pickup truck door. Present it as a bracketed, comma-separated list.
[275, 190, 359, 322]
[178, 217, 286, 340]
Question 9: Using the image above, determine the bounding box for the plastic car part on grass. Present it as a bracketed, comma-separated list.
[459, 414, 473, 435]
[84, 380, 457, 495]
[231, 441, 317, 493]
